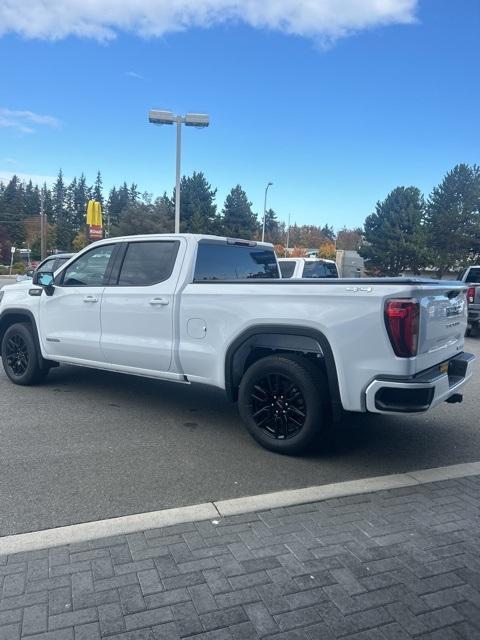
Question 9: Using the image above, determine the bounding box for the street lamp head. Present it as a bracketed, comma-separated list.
[185, 113, 210, 128]
[149, 110, 175, 125]
[268, 182, 273, 187]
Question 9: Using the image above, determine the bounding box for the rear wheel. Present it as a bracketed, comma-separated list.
[1, 323, 49, 385]
[238, 354, 329, 454]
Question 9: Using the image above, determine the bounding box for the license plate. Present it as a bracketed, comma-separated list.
[439, 362, 449, 374]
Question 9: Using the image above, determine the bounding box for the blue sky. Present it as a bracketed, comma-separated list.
[0, 0, 478, 230]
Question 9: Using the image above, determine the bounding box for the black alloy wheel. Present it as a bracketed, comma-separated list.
[5, 332, 29, 377]
[1, 323, 49, 385]
[250, 373, 306, 440]
[238, 354, 328, 455]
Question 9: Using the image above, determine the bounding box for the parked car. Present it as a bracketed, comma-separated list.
[278, 257, 339, 279]
[16, 253, 75, 282]
[458, 266, 480, 336]
[0, 234, 475, 454]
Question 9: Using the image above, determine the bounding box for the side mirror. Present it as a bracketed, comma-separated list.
[26, 269, 34, 278]
[34, 272, 55, 296]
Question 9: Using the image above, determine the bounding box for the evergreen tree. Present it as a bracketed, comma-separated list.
[262, 208, 282, 244]
[425, 164, 480, 277]
[93, 171, 104, 205]
[129, 182, 140, 203]
[360, 186, 427, 275]
[24, 181, 41, 218]
[0, 176, 26, 245]
[41, 183, 54, 222]
[52, 170, 67, 224]
[176, 172, 218, 233]
[221, 185, 258, 239]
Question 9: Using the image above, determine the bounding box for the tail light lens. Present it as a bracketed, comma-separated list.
[467, 287, 475, 304]
[385, 300, 419, 358]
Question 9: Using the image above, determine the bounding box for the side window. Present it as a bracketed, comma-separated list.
[465, 268, 480, 284]
[54, 257, 71, 271]
[279, 261, 296, 278]
[36, 258, 55, 274]
[194, 243, 279, 281]
[117, 241, 179, 286]
[61, 245, 116, 287]
[302, 261, 338, 278]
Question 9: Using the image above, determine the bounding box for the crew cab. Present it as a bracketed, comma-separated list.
[0, 234, 475, 454]
[458, 266, 480, 336]
[278, 257, 338, 279]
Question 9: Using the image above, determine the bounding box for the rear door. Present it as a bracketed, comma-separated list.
[100, 239, 182, 372]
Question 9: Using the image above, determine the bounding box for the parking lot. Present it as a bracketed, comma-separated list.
[1, 273, 479, 538]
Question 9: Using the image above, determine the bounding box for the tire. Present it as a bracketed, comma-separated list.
[1, 322, 49, 385]
[237, 354, 329, 455]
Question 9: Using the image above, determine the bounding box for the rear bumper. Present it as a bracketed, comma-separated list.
[468, 304, 480, 325]
[365, 352, 476, 414]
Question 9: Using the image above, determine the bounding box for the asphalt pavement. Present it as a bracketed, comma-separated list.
[0, 313, 479, 537]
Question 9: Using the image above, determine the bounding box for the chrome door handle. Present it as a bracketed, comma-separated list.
[149, 297, 169, 306]
[83, 296, 98, 303]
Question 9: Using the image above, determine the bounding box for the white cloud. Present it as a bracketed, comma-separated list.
[0, 1, 418, 44]
[125, 71, 145, 80]
[0, 108, 61, 134]
[0, 170, 58, 185]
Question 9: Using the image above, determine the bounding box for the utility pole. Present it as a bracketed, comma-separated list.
[40, 191, 46, 260]
[261, 182, 273, 243]
[285, 212, 291, 257]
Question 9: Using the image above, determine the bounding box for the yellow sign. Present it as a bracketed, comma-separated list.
[86, 200, 103, 240]
[86, 200, 103, 227]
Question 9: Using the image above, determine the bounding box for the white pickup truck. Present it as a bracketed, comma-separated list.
[0, 234, 475, 454]
[278, 257, 338, 279]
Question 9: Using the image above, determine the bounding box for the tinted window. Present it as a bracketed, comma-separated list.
[118, 241, 179, 286]
[194, 243, 279, 281]
[54, 257, 71, 271]
[279, 261, 296, 278]
[302, 261, 338, 278]
[36, 257, 56, 274]
[465, 268, 480, 284]
[62, 245, 115, 286]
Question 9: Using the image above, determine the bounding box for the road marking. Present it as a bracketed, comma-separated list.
[1, 461, 480, 555]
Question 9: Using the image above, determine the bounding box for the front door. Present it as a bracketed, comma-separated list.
[39, 243, 117, 362]
[100, 239, 182, 372]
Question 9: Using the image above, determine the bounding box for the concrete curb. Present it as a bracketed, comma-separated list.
[2, 461, 480, 555]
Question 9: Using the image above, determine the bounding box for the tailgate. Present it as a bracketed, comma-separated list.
[414, 285, 467, 372]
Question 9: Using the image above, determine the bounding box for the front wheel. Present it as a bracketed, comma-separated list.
[237, 354, 329, 455]
[1, 323, 49, 385]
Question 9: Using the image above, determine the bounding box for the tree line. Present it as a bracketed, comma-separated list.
[0, 169, 355, 263]
[361, 163, 480, 277]
[2, 162, 477, 277]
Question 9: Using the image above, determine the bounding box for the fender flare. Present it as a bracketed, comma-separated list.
[225, 324, 342, 420]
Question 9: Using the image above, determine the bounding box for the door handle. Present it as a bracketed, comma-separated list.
[149, 297, 169, 306]
[83, 296, 98, 303]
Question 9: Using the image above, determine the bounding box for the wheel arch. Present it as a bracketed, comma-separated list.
[0, 309, 44, 367]
[225, 325, 342, 420]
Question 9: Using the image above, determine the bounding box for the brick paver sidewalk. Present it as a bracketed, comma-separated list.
[1, 476, 480, 640]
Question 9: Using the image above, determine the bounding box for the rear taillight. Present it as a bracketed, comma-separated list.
[467, 287, 475, 304]
[385, 299, 419, 358]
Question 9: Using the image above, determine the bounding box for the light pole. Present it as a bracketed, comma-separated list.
[149, 110, 210, 234]
[261, 182, 273, 243]
[285, 212, 291, 257]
